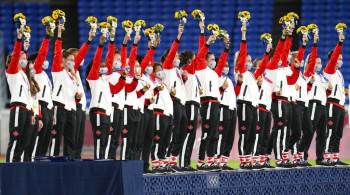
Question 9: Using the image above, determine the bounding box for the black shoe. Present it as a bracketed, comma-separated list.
[240, 163, 253, 170]
[221, 164, 235, 171]
[334, 160, 348, 166]
[144, 169, 156, 174]
[276, 161, 294, 168]
[197, 164, 210, 171]
[207, 164, 222, 172]
[299, 160, 312, 167]
[153, 167, 168, 173]
[316, 159, 333, 166]
[263, 161, 275, 169]
[168, 165, 182, 172]
[181, 166, 198, 172]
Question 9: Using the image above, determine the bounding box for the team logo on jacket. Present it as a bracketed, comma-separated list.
[122, 128, 128, 134]
[240, 126, 246, 131]
[277, 121, 283, 126]
[256, 125, 261, 131]
[96, 130, 101, 136]
[328, 120, 334, 126]
[218, 125, 224, 132]
[12, 130, 19, 137]
[109, 127, 113, 132]
[204, 124, 210, 129]
[153, 135, 160, 141]
[51, 130, 57, 135]
[188, 124, 193, 130]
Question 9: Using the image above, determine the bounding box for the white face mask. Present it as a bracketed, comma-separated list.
[42, 60, 49, 70]
[156, 70, 165, 80]
[135, 66, 141, 75]
[222, 67, 229, 75]
[315, 63, 322, 72]
[145, 66, 153, 75]
[337, 60, 343, 69]
[67, 60, 74, 70]
[100, 67, 108, 75]
[30, 69, 36, 76]
[19, 59, 27, 68]
[173, 59, 180, 67]
[208, 60, 216, 69]
[113, 60, 122, 71]
[246, 62, 253, 71]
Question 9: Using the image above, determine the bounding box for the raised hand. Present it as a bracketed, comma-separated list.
[16, 28, 23, 40]
[88, 28, 96, 42]
[206, 35, 216, 45]
[199, 20, 205, 33]
[177, 23, 184, 40]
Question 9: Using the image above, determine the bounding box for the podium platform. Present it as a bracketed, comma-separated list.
[144, 167, 350, 194]
[0, 160, 143, 195]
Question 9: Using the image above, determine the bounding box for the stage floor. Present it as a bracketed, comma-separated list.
[144, 166, 350, 194]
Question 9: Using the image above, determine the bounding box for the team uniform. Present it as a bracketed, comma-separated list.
[323, 42, 346, 164]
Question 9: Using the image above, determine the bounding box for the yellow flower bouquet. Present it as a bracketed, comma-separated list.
[238, 11, 251, 25]
[175, 10, 188, 25]
[42, 16, 56, 37]
[99, 22, 111, 37]
[207, 23, 220, 36]
[122, 20, 134, 36]
[191, 9, 205, 21]
[134, 20, 146, 33]
[13, 13, 26, 30]
[335, 22, 347, 34]
[85, 16, 98, 33]
[307, 24, 319, 34]
[107, 16, 118, 28]
[260, 33, 272, 44]
[52, 9, 66, 24]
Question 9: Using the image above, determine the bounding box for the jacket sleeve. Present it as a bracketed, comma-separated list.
[51, 39, 63, 72]
[33, 36, 50, 74]
[195, 44, 209, 71]
[304, 44, 318, 77]
[287, 65, 300, 85]
[109, 76, 125, 94]
[120, 44, 127, 67]
[254, 52, 270, 79]
[198, 33, 206, 53]
[74, 41, 91, 70]
[280, 36, 292, 67]
[128, 44, 138, 77]
[87, 45, 103, 81]
[140, 47, 155, 73]
[324, 42, 343, 75]
[236, 40, 247, 73]
[105, 41, 115, 74]
[6, 39, 22, 74]
[162, 39, 179, 70]
[215, 48, 229, 76]
[266, 38, 285, 70]
[125, 78, 138, 92]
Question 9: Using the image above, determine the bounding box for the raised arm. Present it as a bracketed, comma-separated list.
[51, 24, 64, 72]
[280, 33, 293, 67]
[33, 35, 50, 74]
[324, 33, 344, 75]
[125, 78, 138, 92]
[140, 48, 155, 73]
[254, 50, 271, 79]
[196, 35, 215, 71]
[87, 36, 105, 80]
[163, 24, 183, 70]
[304, 44, 318, 77]
[120, 34, 130, 67]
[198, 20, 206, 52]
[105, 41, 115, 74]
[266, 35, 286, 70]
[215, 49, 229, 76]
[6, 30, 23, 74]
